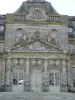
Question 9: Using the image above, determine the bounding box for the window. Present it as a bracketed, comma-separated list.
[49, 73, 54, 86]
[13, 79, 17, 85]
[51, 29, 58, 39]
[16, 28, 24, 42]
[72, 67, 75, 87]
[0, 25, 4, 32]
[72, 67, 75, 73]
[49, 72, 60, 86]
[13, 70, 24, 85]
[73, 80, 75, 87]
[0, 43, 4, 52]
[68, 27, 73, 33]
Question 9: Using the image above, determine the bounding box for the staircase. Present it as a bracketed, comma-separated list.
[0, 92, 75, 100]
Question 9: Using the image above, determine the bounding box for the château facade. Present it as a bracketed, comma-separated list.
[0, 0, 75, 92]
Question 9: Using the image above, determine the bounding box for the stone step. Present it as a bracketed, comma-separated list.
[0, 92, 75, 100]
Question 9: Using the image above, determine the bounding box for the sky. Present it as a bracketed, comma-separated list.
[0, 0, 75, 16]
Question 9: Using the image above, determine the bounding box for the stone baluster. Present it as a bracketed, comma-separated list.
[6, 58, 11, 85]
[1, 59, 6, 85]
[62, 60, 67, 86]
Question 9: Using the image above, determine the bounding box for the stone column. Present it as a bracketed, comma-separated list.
[44, 59, 48, 76]
[62, 60, 67, 86]
[43, 58, 49, 92]
[67, 61, 71, 86]
[5, 58, 12, 92]
[5, 58, 12, 91]
[25, 58, 30, 92]
[1, 59, 6, 86]
[26, 58, 29, 77]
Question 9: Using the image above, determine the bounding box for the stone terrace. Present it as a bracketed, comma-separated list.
[0, 92, 75, 100]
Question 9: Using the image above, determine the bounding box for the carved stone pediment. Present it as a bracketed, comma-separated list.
[11, 36, 63, 52]
[25, 8, 48, 21]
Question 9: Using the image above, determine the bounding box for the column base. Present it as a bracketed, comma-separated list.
[61, 85, 68, 92]
[0, 81, 5, 92]
[4, 85, 12, 92]
[42, 81, 49, 92]
[24, 81, 30, 92]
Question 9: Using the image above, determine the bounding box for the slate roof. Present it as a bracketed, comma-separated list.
[15, 0, 59, 15]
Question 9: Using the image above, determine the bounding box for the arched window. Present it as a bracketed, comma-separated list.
[0, 25, 4, 32]
[51, 29, 58, 39]
[74, 30, 75, 34]
[15, 28, 24, 42]
[68, 27, 73, 33]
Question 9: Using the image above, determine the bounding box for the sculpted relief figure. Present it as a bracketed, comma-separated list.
[47, 32, 51, 42]
[11, 30, 63, 52]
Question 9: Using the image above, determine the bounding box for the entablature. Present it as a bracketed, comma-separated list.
[7, 51, 69, 60]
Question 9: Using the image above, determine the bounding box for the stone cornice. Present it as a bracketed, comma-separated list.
[5, 21, 68, 27]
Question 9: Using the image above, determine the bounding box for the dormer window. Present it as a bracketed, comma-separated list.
[0, 25, 4, 32]
[16, 28, 24, 42]
[68, 27, 73, 33]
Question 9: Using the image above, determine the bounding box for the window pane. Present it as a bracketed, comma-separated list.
[49, 73, 54, 86]
[55, 73, 59, 86]
[13, 72, 18, 85]
[73, 80, 75, 87]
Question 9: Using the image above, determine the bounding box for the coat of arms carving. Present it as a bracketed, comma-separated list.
[32, 10, 42, 19]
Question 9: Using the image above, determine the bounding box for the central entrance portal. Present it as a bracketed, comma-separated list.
[31, 69, 42, 92]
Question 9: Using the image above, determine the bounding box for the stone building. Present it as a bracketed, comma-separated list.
[0, 0, 75, 92]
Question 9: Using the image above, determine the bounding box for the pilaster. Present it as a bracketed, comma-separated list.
[1, 59, 6, 86]
[5, 57, 12, 92]
[24, 58, 30, 92]
[67, 61, 71, 86]
[62, 60, 67, 86]
[42, 58, 49, 92]
[6, 58, 12, 85]
[61, 60, 68, 92]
